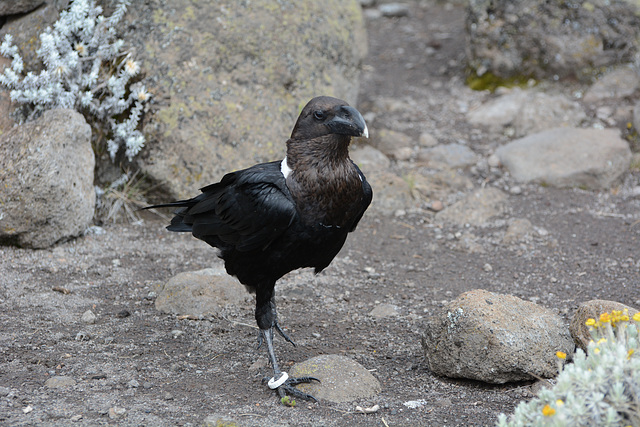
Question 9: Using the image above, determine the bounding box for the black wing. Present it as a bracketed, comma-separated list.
[166, 161, 298, 252]
[349, 161, 373, 232]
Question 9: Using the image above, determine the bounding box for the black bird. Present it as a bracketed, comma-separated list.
[145, 96, 372, 401]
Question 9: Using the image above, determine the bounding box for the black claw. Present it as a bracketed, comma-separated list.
[262, 376, 320, 402]
[286, 376, 320, 386]
[281, 384, 318, 402]
[274, 320, 296, 347]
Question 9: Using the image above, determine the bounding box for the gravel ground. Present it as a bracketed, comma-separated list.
[1, 2, 639, 426]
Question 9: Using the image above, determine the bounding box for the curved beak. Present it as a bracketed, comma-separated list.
[328, 105, 369, 138]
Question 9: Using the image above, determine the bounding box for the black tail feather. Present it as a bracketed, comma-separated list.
[141, 200, 193, 210]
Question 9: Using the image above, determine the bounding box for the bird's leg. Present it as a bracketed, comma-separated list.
[255, 289, 319, 402]
[259, 327, 319, 402]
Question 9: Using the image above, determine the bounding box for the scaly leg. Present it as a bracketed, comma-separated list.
[259, 327, 319, 402]
[255, 292, 319, 401]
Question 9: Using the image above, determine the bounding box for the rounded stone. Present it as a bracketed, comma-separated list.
[289, 354, 381, 403]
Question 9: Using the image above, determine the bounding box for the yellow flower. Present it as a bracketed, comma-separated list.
[74, 43, 87, 56]
[594, 348, 601, 355]
[628, 349, 635, 360]
[633, 312, 640, 322]
[600, 313, 610, 323]
[542, 404, 556, 417]
[556, 351, 567, 360]
[597, 338, 607, 345]
[556, 399, 564, 406]
[585, 318, 596, 327]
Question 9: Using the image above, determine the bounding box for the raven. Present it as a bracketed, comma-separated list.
[145, 96, 372, 401]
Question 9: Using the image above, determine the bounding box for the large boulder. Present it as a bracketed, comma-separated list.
[123, 0, 368, 199]
[0, 109, 95, 248]
[155, 268, 249, 317]
[466, 0, 640, 83]
[496, 127, 632, 189]
[0, 0, 46, 17]
[467, 88, 587, 137]
[422, 289, 575, 383]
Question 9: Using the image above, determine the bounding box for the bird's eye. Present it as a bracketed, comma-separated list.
[313, 110, 325, 120]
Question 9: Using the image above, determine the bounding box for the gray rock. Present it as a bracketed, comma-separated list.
[379, 3, 410, 17]
[583, 67, 640, 104]
[0, 109, 95, 248]
[418, 143, 478, 169]
[0, 57, 16, 135]
[203, 414, 239, 427]
[569, 300, 639, 351]
[366, 170, 414, 215]
[422, 289, 575, 383]
[496, 127, 632, 189]
[369, 303, 399, 318]
[155, 268, 249, 317]
[466, 0, 640, 82]
[467, 89, 586, 137]
[0, 0, 44, 16]
[351, 145, 391, 170]
[108, 407, 126, 420]
[81, 310, 97, 324]
[502, 218, 534, 244]
[436, 187, 507, 226]
[45, 376, 76, 388]
[467, 89, 530, 132]
[418, 131, 438, 147]
[409, 169, 475, 202]
[289, 354, 381, 403]
[123, 0, 367, 199]
[370, 128, 413, 159]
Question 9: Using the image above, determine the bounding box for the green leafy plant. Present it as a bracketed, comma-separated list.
[280, 396, 297, 407]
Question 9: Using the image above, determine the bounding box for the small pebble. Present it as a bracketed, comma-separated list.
[171, 330, 184, 338]
[127, 379, 140, 388]
[45, 376, 76, 388]
[70, 414, 83, 422]
[483, 263, 493, 272]
[116, 309, 131, 318]
[429, 200, 444, 212]
[108, 407, 126, 420]
[75, 332, 90, 341]
[487, 153, 501, 168]
[509, 186, 522, 195]
[379, 3, 410, 17]
[419, 132, 438, 147]
[81, 310, 97, 324]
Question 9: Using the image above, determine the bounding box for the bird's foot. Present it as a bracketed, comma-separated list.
[262, 372, 320, 403]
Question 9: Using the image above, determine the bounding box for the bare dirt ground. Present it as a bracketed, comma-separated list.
[1, 2, 639, 426]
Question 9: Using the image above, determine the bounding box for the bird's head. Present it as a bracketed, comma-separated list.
[290, 96, 369, 141]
